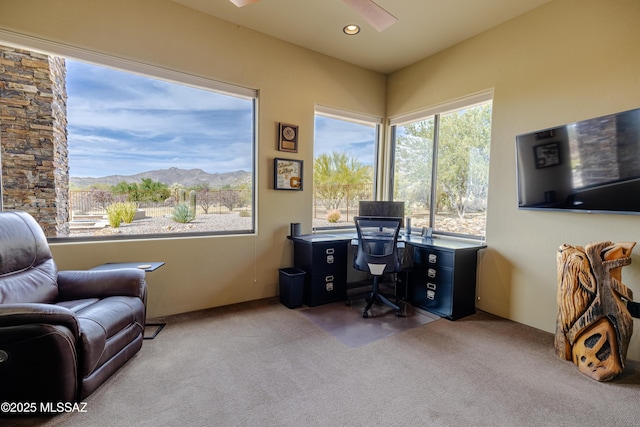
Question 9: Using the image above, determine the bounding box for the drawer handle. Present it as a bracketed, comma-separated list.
[325, 275, 334, 282]
[326, 255, 334, 264]
[428, 254, 437, 263]
[326, 282, 334, 292]
[427, 283, 436, 290]
[426, 290, 436, 300]
[427, 268, 436, 278]
[326, 248, 335, 255]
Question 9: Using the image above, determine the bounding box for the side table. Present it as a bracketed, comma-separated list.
[89, 262, 165, 339]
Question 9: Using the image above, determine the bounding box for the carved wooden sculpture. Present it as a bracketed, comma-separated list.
[555, 241, 636, 381]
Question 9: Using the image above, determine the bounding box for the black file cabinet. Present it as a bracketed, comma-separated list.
[292, 236, 348, 306]
[409, 245, 480, 320]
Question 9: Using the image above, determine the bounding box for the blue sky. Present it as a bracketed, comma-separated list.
[314, 116, 376, 167]
[66, 59, 376, 178]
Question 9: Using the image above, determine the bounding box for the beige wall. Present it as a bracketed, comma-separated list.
[0, 0, 386, 316]
[2, 0, 640, 362]
[388, 0, 640, 360]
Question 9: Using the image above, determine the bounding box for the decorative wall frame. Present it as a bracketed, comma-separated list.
[534, 142, 560, 168]
[274, 158, 303, 190]
[277, 122, 298, 153]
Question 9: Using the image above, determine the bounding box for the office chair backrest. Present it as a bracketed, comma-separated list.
[353, 216, 403, 275]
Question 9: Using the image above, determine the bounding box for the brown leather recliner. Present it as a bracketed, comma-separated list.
[0, 211, 147, 403]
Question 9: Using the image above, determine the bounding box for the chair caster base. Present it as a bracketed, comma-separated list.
[362, 311, 369, 318]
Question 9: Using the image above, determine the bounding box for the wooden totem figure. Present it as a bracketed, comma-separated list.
[555, 241, 636, 381]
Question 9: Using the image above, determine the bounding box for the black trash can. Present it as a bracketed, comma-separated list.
[278, 267, 305, 309]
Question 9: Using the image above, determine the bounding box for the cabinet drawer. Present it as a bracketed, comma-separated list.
[414, 251, 452, 283]
[423, 266, 452, 285]
[304, 271, 347, 306]
[410, 279, 453, 316]
[416, 248, 454, 267]
[294, 241, 347, 274]
[312, 244, 345, 272]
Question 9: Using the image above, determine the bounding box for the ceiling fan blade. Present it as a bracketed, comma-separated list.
[343, 0, 398, 32]
[228, 0, 261, 7]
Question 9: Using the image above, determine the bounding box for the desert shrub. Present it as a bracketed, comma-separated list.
[105, 201, 138, 227]
[327, 209, 341, 223]
[106, 203, 122, 228]
[196, 188, 215, 213]
[189, 190, 197, 218]
[88, 188, 114, 210]
[112, 178, 170, 203]
[172, 203, 195, 223]
[214, 189, 244, 211]
[238, 209, 251, 218]
[120, 202, 138, 224]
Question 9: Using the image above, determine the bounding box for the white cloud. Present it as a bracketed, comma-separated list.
[314, 116, 376, 165]
[66, 60, 375, 179]
[66, 60, 253, 177]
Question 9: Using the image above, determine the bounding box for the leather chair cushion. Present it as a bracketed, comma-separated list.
[57, 298, 102, 313]
[0, 324, 78, 403]
[0, 258, 59, 304]
[0, 212, 59, 304]
[58, 296, 145, 378]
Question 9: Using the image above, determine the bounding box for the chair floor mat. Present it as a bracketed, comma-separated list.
[298, 299, 440, 348]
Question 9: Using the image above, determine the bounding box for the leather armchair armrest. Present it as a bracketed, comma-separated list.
[0, 303, 79, 337]
[57, 269, 146, 301]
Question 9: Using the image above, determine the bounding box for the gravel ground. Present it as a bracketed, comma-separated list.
[69, 212, 253, 237]
[312, 213, 486, 236]
[69, 212, 485, 237]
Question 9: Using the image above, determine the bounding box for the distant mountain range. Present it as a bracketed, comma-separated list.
[70, 167, 251, 189]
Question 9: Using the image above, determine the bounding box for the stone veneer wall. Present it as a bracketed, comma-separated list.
[0, 45, 69, 237]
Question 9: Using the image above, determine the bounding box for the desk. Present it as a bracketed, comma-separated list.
[90, 261, 165, 273]
[290, 233, 485, 320]
[90, 262, 165, 338]
[404, 235, 485, 320]
[291, 234, 348, 306]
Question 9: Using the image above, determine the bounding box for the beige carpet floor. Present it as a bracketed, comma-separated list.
[6, 298, 640, 427]
[300, 299, 439, 347]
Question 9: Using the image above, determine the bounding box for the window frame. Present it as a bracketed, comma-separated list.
[313, 105, 383, 231]
[389, 90, 493, 240]
[0, 33, 258, 242]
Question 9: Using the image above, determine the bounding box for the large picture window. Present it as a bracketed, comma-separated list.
[391, 92, 492, 238]
[0, 44, 256, 240]
[313, 107, 380, 228]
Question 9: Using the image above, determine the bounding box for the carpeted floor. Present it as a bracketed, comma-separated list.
[300, 299, 439, 347]
[6, 297, 640, 427]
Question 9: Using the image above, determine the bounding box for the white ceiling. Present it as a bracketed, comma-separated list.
[170, 0, 551, 74]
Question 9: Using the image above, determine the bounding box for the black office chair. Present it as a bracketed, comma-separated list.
[351, 216, 405, 318]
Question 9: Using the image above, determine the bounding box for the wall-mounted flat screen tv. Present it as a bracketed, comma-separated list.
[516, 107, 640, 214]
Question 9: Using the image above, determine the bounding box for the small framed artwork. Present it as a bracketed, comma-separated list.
[533, 142, 561, 168]
[274, 158, 303, 191]
[278, 123, 298, 153]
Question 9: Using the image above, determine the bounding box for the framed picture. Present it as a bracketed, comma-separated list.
[533, 142, 561, 168]
[274, 158, 303, 190]
[277, 122, 298, 153]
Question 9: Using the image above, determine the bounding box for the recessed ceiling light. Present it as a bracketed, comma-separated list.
[343, 24, 361, 35]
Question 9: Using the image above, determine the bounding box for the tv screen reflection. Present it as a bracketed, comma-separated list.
[516, 107, 640, 214]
